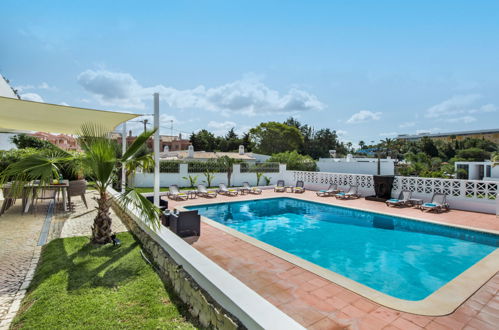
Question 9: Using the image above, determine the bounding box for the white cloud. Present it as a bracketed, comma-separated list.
[335, 129, 347, 137]
[15, 82, 57, 92]
[468, 103, 497, 114]
[207, 121, 237, 136]
[445, 116, 477, 124]
[425, 94, 481, 118]
[379, 132, 398, 137]
[20, 93, 44, 102]
[346, 110, 382, 124]
[399, 121, 415, 128]
[77, 69, 326, 115]
[424, 94, 497, 122]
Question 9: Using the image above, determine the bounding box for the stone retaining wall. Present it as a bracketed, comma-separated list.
[112, 202, 241, 330]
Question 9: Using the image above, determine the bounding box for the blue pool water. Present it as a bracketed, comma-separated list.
[187, 198, 498, 300]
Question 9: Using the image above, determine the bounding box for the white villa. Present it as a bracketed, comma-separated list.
[317, 154, 395, 175]
[455, 161, 499, 181]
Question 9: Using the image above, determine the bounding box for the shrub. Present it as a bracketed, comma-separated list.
[267, 150, 317, 171]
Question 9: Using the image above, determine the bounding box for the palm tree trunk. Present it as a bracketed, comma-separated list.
[91, 191, 112, 244]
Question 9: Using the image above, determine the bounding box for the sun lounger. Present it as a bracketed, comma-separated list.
[274, 180, 286, 192]
[293, 180, 305, 193]
[420, 193, 450, 213]
[197, 184, 217, 198]
[167, 184, 188, 201]
[316, 183, 340, 197]
[335, 185, 360, 199]
[218, 183, 238, 196]
[241, 182, 262, 194]
[386, 190, 412, 207]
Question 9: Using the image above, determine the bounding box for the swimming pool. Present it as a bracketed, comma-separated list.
[187, 197, 498, 301]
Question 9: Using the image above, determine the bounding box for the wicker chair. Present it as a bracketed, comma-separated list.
[68, 180, 88, 209]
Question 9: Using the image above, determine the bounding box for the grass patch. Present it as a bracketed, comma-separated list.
[12, 233, 197, 329]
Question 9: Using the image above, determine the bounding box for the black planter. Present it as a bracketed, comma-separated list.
[365, 175, 395, 202]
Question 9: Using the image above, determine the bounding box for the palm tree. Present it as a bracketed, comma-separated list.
[216, 155, 239, 186]
[78, 124, 160, 243]
[1, 124, 160, 244]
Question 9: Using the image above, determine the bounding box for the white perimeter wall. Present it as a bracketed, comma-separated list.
[132, 164, 287, 188]
[317, 159, 395, 175]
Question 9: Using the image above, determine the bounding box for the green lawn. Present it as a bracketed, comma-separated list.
[12, 233, 197, 329]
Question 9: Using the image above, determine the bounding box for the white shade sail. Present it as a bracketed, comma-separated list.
[0, 96, 140, 134]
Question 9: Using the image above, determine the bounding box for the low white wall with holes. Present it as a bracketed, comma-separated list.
[285, 171, 498, 214]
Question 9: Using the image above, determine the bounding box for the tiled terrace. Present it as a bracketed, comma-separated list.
[167, 189, 499, 330]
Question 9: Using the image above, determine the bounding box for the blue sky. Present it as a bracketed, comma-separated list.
[1, 0, 499, 145]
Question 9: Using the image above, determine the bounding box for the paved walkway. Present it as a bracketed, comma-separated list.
[167, 189, 499, 329]
[0, 204, 44, 325]
[0, 191, 127, 329]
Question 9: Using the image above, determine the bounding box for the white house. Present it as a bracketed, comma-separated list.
[455, 161, 499, 181]
[159, 145, 271, 163]
[317, 154, 395, 175]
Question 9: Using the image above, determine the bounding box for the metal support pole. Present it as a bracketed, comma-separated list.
[121, 122, 126, 193]
[153, 93, 160, 206]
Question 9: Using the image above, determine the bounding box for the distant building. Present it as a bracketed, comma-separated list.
[397, 129, 499, 144]
[160, 145, 270, 163]
[317, 154, 395, 175]
[30, 132, 80, 151]
[454, 161, 499, 181]
[110, 131, 191, 152]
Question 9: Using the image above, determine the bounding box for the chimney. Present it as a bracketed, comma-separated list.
[129, 130, 132, 137]
[163, 145, 169, 152]
[188, 145, 194, 158]
[239, 145, 245, 155]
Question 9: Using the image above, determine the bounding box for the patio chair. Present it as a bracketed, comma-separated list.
[68, 179, 88, 210]
[316, 183, 340, 197]
[420, 193, 450, 213]
[242, 182, 262, 194]
[293, 180, 305, 193]
[169, 210, 201, 237]
[167, 185, 188, 201]
[32, 188, 58, 215]
[386, 190, 412, 207]
[218, 183, 238, 196]
[335, 185, 360, 199]
[0, 184, 16, 216]
[274, 180, 286, 192]
[197, 184, 217, 198]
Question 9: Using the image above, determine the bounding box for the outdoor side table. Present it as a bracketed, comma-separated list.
[409, 198, 423, 208]
[187, 190, 197, 199]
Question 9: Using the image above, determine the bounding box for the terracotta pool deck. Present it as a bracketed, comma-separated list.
[167, 190, 499, 329]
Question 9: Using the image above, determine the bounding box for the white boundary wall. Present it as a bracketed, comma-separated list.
[285, 171, 498, 215]
[133, 164, 286, 188]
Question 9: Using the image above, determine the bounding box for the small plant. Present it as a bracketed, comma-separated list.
[203, 170, 215, 187]
[263, 175, 271, 186]
[182, 174, 198, 188]
[256, 172, 263, 186]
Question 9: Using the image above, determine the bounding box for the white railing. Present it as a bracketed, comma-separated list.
[286, 171, 498, 214]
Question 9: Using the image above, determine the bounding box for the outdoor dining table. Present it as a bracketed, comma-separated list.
[22, 180, 69, 213]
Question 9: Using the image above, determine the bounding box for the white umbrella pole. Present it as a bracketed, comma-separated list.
[121, 122, 127, 193]
[153, 93, 160, 206]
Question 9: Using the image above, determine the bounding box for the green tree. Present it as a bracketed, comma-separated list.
[189, 129, 217, 151]
[456, 148, 490, 161]
[249, 122, 304, 155]
[11, 134, 58, 150]
[267, 151, 317, 171]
